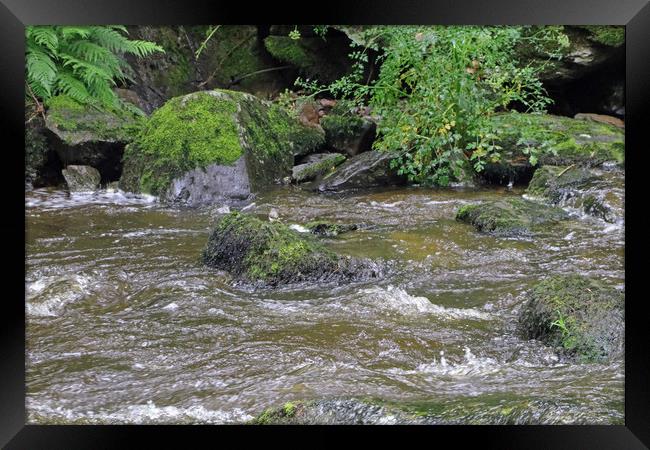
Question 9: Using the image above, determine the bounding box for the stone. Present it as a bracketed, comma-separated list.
[292, 153, 346, 183]
[62, 165, 101, 192]
[317, 151, 406, 192]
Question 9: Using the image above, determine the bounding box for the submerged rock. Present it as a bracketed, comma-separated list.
[305, 220, 358, 237]
[44, 95, 140, 182]
[455, 197, 568, 236]
[62, 165, 101, 192]
[518, 275, 624, 362]
[526, 165, 622, 223]
[490, 112, 624, 169]
[292, 153, 346, 183]
[202, 212, 380, 286]
[119, 90, 324, 205]
[317, 150, 406, 192]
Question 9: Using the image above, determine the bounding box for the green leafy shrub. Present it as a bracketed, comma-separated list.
[297, 26, 569, 186]
[26, 25, 164, 112]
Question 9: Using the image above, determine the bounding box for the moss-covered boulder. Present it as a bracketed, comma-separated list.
[292, 153, 346, 183]
[526, 165, 622, 223]
[483, 112, 624, 183]
[305, 220, 358, 237]
[455, 197, 569, 235]
[26, 116, 63, 188]
[317, 150, 406, 192]
[263, 32, 352, 84]
[321, 112, 377, 157]
[44, 96, 141, 183]
[202, 212, 380, 286]
[119, 90, 324, 205]
[518, 275, 624, 362]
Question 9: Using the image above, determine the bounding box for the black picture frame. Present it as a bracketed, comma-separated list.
[2, 0, 649, 447]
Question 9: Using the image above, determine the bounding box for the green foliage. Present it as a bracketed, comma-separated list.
[297, 26, 569, 186]
[26, 25, 164, 112]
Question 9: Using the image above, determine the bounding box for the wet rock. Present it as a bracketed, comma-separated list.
[490, 112, 624, 170]
[574, 113, 624, 129]
[305, 220, 358, 237]
[518, 275, 624, 362]
[317, 150, 406, 192]
[202, 212, 381, 286]
[62, 165, 101, 192]
[251, 399, 427, 425]
[321, 112, 377, 157]
[26, 117, 63, 188]
[119, 90, 324, 206]
[455, 197, 569, 236]
[44, 95, 139, 183]
[292, 153, 346, 183]
[526, 165, 622, 223]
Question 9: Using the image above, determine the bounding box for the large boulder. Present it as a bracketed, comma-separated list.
[25, 116, 63, 188]
[292, 153, 346, 183]
[119, 90, 324, 205]
[479, 112, 624, 185]
[518, 275, 624, 362]
[526, 165, 623, 223]
[44, 96, 140, 183]
[455, 197, 568, 236]
[62, 165, 101, 192]
[317, 150, 406, 192]
[202, 212, 380, 286]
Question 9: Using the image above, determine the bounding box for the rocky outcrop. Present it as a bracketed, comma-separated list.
[518, 275, 624, 362]
[317, 150, 406, 192]
[44, 95, 139, 183]
[455, 197, 569, 236]
[292, 153, 346, 183]
[526, 165, 623, 223]
[119, 90, 324, 205]
[479, 112, 625, 185]
[62, 165, 101, 192]
[202, 212, 381, 286]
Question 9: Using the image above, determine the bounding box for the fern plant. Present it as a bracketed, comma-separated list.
[26, 25, 164, 113]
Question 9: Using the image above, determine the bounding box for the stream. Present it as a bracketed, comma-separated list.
[25, 182, 624, 424]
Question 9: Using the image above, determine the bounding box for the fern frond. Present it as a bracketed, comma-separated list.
[27, 26, 59, 53]
[26, 47, 56, 98]
[59, 26, 92, 39]
[55, 70, 94, 104]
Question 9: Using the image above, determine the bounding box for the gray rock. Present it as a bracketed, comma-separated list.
[292, 153, 346, 183]
[62, 165, 101, 192]
[317, 150, 405, 192]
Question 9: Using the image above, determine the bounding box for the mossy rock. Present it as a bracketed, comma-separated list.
[518, 275, 624, 362]
[305, 220, 358, 237]
[455, 197, 569, 236]
[491, 112, 624, 168]
[44, 95, 141, 182]
[526, 165, 621, 222]
[320, 113, 377, 157]
[119, 90, 324, 204]
[292, 153, 346, 183]
[25, 116, 62, 187]
[263, 35, 352, 84]
[202, 212, 380, 286]
[318, 150, 406, 192]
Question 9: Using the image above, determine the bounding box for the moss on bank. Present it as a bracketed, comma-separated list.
[491, 112, 624, 168]
[518, 275, 624, 362]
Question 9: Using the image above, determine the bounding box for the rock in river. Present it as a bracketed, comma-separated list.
[455, 197, 568, 236]
[292, 153, 346, 183]
[317, 150, 405, 192]
[202, 212, 380, 286]
[119, 90, 324, 206]
[62, 165, 101, 192]
[518, 275, 624, 362]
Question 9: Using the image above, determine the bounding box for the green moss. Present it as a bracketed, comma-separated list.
[579, 26, 625, 47]
[492, 112, 625, 167]
[518, 275, 624, 362]
[321, 114, 365, 141]
[264, 36, 316, 70]
[202, 212, 340, 285]
[45, 95, 142, 142]
[455, 197, 568, 235]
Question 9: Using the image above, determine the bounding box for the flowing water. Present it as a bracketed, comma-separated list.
[25, 180, 625, 424]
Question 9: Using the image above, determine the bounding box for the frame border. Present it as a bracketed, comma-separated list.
[2, 1, 649, 447]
